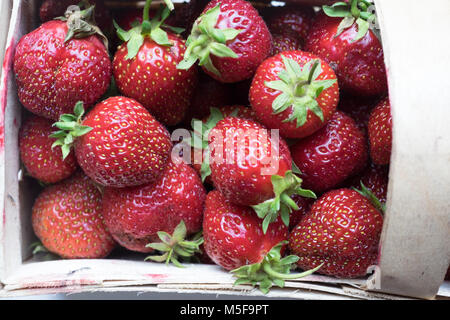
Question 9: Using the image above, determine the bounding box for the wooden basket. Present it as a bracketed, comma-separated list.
[0, 0, 449, 299]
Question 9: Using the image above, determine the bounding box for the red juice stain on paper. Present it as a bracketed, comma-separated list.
[0, 39, 16, 151]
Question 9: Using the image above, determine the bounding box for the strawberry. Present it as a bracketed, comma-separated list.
[345, 162, 389, 203]
[39, 0, 113, 34]
[203, 190, 321, 293]
[249, 51, 339, 139]
[51, 97, 172, 188]
[19, 115, 77, 184]
[189, 105, 256, 184]
[177, 0, 272, 83]
[263, 4, 315, 44]
[113, 0, 198, 126]
[207, 116, 315, 232]
[290, 111, 368, 193]
[102, 159, 206, 255]
[304, 1, 388, 97]
[289, 188, 383, 278]
[270, 32, 303, 57]
[13, 7, 111, 121]
[368, 97, 392, 165]
[32, 171, 116, 259]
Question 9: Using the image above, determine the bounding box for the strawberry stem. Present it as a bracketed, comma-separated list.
[51, 101, 93, 160]
[322, 0, 376, 42]
[231, 241, 322, 294]
[145, 221, 204, 268]
[177, 4, 242, 76]
[353, 182, 386, 215]
[265, 56, 336, 128]
[251, 170, 316, 234]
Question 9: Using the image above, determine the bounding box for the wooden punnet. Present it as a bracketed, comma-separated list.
[0, 0, 449, 299]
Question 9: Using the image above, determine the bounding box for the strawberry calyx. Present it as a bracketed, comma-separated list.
[144, 221, 204, 268]
[353, 182, 386, 214]
[190, 107, 239, 182]
[56, 4, 109, 48]
[176, 4, 242, 76]
[265, 55, 337, 128]
[114, 0, 180, 60]
[252, 171, 316, 234]
[231, 241, 323, 294]
[50, 101, 93, 160]
[323, 0, 377, 42]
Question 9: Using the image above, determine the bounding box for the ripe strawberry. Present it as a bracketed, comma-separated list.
[189, 105, 256, 184]
[208, 116, 315, 231]
[19, 115, 77, 184]
[32, 171, 116, 259]
[52, 97, 172, 188]
[204, 190, 321, 293]
[270, 32, 303, 57]
[304, 1, 388, 97]
[102, 159, 206, 254]
[13, 8, 112, 121]
[250, 51, 339, 139]
[263, 5, 315, 44]
[177, 0, 272, 83]
[345, 162, 389, 203]
[289, 188, 383, 278]
[39, 0, 113, 34]
[368, 97, 392, 165]
[113, 1, 198, 126]
[290, 111, 368, 193]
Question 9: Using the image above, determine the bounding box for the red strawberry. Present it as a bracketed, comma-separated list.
[270, 32, 303, 56]
[289, 188, 383, 278]
[368, 97, 392, 165]
[189, 105, 256, 183]
[39, 0, 113, 34]
[113, 1, 198, 126]
[102, 159, 206, 254]
[52, 97, 172, 188]
[304, 2, 387, 97]
[14, 9, 112, 121]
[338, 93, 379, 136]
[290, 111, 368, 193]
[203, 190, 288, 270]
[264, 5, 315, 44]
[32, 171, 116, 259]
[178, 0, 272, 83]
[250, 51, 339, 139]
[180, 71, 232, 127]
[204, 190, 320, 293]
[346, 163, 389, 203]
[208, 116, 315, 231]
[19, 115, 77, 184]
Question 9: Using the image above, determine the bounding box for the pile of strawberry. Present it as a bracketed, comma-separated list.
[13, 0, 398, 293]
